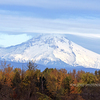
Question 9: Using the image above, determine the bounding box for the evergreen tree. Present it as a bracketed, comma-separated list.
[12, 71, 21, 87]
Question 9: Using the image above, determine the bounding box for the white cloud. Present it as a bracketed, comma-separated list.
[67, 33, 100, 39]
[0, 14, 100, 38]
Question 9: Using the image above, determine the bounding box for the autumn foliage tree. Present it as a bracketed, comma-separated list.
[0, 60, 100, 100]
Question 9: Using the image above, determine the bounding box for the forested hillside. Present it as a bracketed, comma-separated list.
[0, 60, 100, 100]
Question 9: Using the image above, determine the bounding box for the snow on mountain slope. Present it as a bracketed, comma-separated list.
[0, 34, 100, 69]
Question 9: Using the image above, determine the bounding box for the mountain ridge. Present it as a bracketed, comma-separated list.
[0, 34, 100, 69]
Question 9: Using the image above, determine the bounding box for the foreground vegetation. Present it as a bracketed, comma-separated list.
[0, 60, 100, 100]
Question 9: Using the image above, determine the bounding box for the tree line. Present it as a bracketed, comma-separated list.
[0, 60, 100, 100]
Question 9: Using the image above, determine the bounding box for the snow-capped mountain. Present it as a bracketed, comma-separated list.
[0, 34, 100, 69]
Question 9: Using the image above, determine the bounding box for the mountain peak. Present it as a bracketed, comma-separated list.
[29, 34, 69, 45]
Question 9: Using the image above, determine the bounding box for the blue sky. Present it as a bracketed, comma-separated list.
[0, 0, 100, 53]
